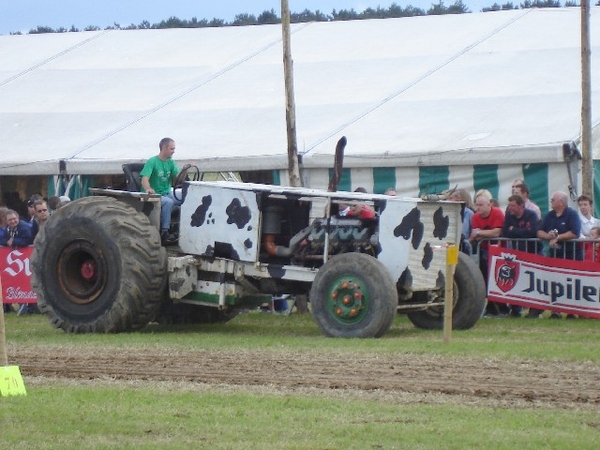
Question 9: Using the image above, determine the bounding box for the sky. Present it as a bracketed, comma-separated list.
[0, 0, 490, 35]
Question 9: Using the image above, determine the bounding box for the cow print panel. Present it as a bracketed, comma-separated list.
[433, 206, 449, 240]
[191, 195, 213, 227]
[226, 198, 252, 229]
[394, 207, 424, 249]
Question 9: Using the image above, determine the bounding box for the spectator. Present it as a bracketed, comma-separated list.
[469, 189, 506, 316]
[339, 187, 372, 217]
[502, 194, 541, 254]
[30, 199, 50, 240]
[140, 137, 182, 245]
[585, 226, 600, 263]
[346, 187, 375, 219]
[384, 187, 397, 196]
[537, 191, 581, 319]
[512, 181, 542, 220]
[0, 206, 7, 241]
[48, 195, 71, 212]
[0, 206, 11, 313]
[448, 188, 475, 255]
[502, 194, 541, 317]
[0, 209, 34, 248]
[48, 196, 62, 212]
[347, 202, 376, 219]
[576, 194, 600, 238]
[537, 191, 581, 260]
[26, 194, 43, 224]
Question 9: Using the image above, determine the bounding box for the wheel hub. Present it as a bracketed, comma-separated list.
[329, 278, 365, 321]
[57, 240, 108, 305]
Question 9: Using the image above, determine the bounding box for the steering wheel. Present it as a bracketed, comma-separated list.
[173, 164, 200, 202]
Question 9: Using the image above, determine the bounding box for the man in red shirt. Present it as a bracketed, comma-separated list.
[469, 190, 505, 316]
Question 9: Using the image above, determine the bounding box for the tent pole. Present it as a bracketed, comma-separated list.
[581, 0, 593, 196]
[281, 0, 302, 187]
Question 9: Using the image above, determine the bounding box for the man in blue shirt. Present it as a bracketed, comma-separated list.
[537, 191, 581, 260]
[503, 194, 541, 254]
[534, 191, 582, 319]
[0, 209, 33, 248]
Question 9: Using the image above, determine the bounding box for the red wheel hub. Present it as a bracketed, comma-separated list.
[80, 260, 96, 280]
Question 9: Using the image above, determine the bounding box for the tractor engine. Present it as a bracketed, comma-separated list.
[294, 217, 380, 262]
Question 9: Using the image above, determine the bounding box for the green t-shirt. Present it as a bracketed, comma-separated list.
[140, 156, 180, 195]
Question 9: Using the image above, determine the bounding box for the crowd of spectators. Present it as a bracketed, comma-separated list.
[1, 193, 70, 314]
[443, 179, 599, 319]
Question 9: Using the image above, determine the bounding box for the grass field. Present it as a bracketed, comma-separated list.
[1, 311, 600, 449]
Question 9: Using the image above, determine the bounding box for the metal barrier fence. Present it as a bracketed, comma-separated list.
[467, 237, 599, 265]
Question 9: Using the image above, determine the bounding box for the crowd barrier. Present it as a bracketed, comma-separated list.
[0, 246, 36, 305]
[472, 238, 600, 319]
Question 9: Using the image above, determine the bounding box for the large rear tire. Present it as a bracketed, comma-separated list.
[310, 253, 397, 338]
[406, 252, 486, 330]
[30, 196, 167, 333]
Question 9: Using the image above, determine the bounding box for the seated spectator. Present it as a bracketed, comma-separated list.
[0, 209, 34, 248]
[384, 187, 397, 196]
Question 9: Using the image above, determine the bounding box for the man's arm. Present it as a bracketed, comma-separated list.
[537, 229, 555, 240]
[141, 175, 154, 194]
[12, 225, 33, 247]
[480, 227, 502, 238]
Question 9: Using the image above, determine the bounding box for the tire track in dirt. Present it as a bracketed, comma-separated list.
[11, 345, 600, 408]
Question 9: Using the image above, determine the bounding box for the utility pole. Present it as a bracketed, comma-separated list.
[581, 0, 593, 196]
[281, 0, 302, 187]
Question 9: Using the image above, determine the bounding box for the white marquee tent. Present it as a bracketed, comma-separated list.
[0, 7, 599, 209]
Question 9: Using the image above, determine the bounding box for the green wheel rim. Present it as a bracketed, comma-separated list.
[325, 275, 370, 325]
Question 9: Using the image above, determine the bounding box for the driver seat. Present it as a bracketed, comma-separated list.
[122, 163, 145, 192]
[122, 162, 180, 244]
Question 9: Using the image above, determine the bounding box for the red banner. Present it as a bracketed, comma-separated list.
[0, 246, 37, 304]
[487, 245, 600, 319]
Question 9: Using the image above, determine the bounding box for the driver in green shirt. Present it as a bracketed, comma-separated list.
[140, 137, 181, 244]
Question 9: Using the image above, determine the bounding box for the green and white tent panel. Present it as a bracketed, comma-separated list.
[276, 159, 577, 217]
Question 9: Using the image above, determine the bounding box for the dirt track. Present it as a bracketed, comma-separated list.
[11, 344, 600, 410]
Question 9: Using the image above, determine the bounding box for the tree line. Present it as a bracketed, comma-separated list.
[12, 0, 600, 35]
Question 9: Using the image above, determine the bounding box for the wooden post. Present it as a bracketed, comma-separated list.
[581, 0, 593, 196]
[281, 0, 302, 187]
[443, 244, 458, 344]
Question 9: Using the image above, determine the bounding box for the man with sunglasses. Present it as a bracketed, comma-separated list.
[31, 199, 50, 240]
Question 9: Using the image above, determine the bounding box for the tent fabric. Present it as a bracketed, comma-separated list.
[0, 8, 599, 177]
[291, 161, 571, 215]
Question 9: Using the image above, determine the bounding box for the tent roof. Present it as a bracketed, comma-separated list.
[0, 8, 599, 176]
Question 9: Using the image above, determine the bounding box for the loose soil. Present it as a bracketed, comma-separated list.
[11, 344, 600, 410]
